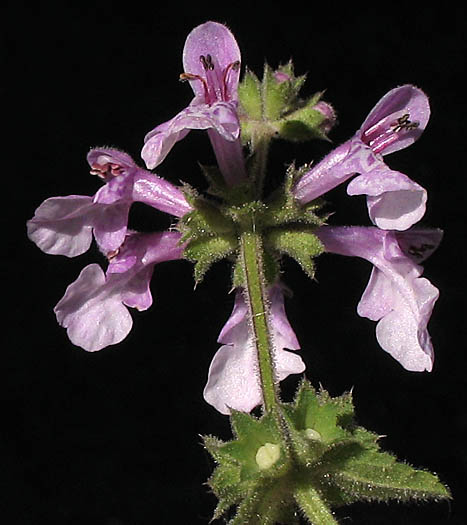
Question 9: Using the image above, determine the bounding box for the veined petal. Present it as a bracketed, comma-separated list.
[347, 169, 427, 230]
[54, 264, 133, 352]
[375, 277, 437, 371]
[359, 85, 430, 156]
[92, 202, 131, 255]
[183, 21, 241, 101]
[217, 290, 249, 345]
[316, 226, 440, 372]
[395, 228, 443, 263]
[292, 141, 352, 203]
[204, 341, 262, 415]
[204, 285, 304, 414]
[27, 195, 95, 257]
[133, 172, 192, 218]
[269, 284, 300, 350]
[141, 102, 240, 170]
[87, 148, 136, 171]
[357, 267, 394, 321]
[55, 231, 184, 351]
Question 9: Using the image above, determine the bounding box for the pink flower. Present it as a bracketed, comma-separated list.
[141, 21, 247, 186]
[294, 86, 430, 231]
[204, 284, 305, 414]
[27, 148, 191, 257]
[316, 226, 442, 371]
[54, 231, 184, 351]
[28, 148, 192, 351]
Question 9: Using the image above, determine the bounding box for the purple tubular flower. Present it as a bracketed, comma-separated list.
[293, 86, 430, 231]
[204, 284, 305, 414]
[54, 231, 184, 351]
[315, 226, 442, 372]
[27, 148, 192, 257]
[141, 21, 247, 186]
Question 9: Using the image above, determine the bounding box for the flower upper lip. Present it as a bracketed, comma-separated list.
[182, 21, 241, 104]
[141, 21, 247, 186]
[357, 84, 430, 156]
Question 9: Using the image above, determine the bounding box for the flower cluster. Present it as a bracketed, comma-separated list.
[27, 21, 441, 417]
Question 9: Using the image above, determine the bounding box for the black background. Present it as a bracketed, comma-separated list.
[5, 3, 466, 524]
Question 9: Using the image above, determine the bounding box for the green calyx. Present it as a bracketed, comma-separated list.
[204, 380, 451, 525]
[238, 61, 334, 147]
[264, 226, 324, 279]
[277, 91, 331, 142]
[180, 172, 325, 286]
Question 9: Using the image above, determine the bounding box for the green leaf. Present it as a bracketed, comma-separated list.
[238, 68, 262, 120]
[277, 92, 331, 142]
[265, 226, 324, 278]
[278, 110, 327, 142]
[262, 166, 325, 229]
[179, 198, 235, 242]
[333, 460, 451, 503]
[199, 163, 255, 205]
[183, 234, 237, 283]
[204, 382, 451, 524]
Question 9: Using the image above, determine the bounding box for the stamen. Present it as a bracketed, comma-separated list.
[369, 134, 399, 155]
[362, 112, 420, 154]
[180, 72, 204, 83]
[221, 61, 240, 100]
[90, 165, 107, 179]
[90, 163, 123, 179]
[392, 113, 420, 133]
[200, 54, 215, 71]
[107, 248, 120, 260]
[180, 71, 211, 103]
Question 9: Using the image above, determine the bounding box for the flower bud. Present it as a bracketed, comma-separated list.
[238, 61, 335, 145]
[313, 100, 337, 135]
[277, 96, 336, 142]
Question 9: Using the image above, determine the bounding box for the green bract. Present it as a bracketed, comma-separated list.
[204, 381, 450, 525]
[178, 166, 325, 286]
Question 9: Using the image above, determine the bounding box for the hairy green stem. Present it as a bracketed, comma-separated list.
[240, 230, 279, 413]
[251, 135, 271, 198]
[294, 487, 339, 525]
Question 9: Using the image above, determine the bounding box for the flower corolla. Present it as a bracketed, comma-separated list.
[204, 284, 305, 414]
[27, 148, 192, 350]
[293, 86, 430, 231]
[316, 226, 442, 371]
[141, 21, 247, 186]
[27, 148, 191, 257]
